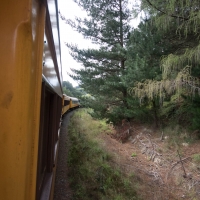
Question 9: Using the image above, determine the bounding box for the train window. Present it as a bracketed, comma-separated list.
[74, 100, 80, 104]
[36, 82, 61, 199]
[64, 100, 70, 106]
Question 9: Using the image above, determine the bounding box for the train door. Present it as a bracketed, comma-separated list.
[36, 81, 62, 200]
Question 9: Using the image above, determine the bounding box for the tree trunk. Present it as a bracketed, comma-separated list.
[152, 100, 159, 128]
[122, 89, 129, 109]
[119, 0, 123, 47]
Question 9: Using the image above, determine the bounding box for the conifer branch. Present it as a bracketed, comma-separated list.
[145, 0, 189, 21]
[129, 66, 200, 102]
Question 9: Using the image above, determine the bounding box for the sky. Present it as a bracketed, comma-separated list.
[58, 0, 141, 87]
[58, 0, 92, 87]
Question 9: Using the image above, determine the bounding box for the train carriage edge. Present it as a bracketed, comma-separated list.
[0, 0, 78, 199]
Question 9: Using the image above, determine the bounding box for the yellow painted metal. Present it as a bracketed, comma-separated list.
[70, 97, 80, 109]
[62, 95, 70, 114]
[70, 103, 80, 109]
[0, 0, 46, 199]
[62, 95, 80, 114]
[62, 105, 70, 115]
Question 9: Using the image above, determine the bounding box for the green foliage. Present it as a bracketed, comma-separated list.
[131, 0, 200, 99]
[126, 21, 172, 126]
[186, 95, 200, 131]
[131, 153, 137, 157]
[162, 94, 200, 131]
[63, 81, 85, 97]
[191, 107, 200, 130]
[67, 109, 139, 200]
[61, 0, 200, 131]
[63, 87, 73, 97]
[62, 81, 92, 107]
[126, 0, 200, 130]
[192, 154, 200, 163]
[61, 0, 135, 123]
[62, 81, 75, 96]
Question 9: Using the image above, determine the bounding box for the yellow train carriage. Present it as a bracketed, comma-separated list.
[62, 94, 71, 115]
[62, 95, 80, 115]
[70, 97, 81, 109]
[0, 0, 63, 199]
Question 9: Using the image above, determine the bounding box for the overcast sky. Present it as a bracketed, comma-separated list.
[58, 0, 141, 87]
[58, 0, 91, 87]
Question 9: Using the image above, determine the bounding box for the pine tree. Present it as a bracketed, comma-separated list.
[131, 0, 200, 98]
[61, 0, 132, 121]
[126, 21, 173, 127]
[129, 0, 200, 129]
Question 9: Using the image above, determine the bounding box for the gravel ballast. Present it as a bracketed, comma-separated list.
[54, 111, 74, 200]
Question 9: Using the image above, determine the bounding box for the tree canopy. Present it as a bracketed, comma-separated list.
[130, 0, 200, 101]
[61, 0, 200, 130]
[61, 0, 135, 121]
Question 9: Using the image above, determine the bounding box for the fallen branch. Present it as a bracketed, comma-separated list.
[177, 150, 187, 178]
[166, 156, 191, 181]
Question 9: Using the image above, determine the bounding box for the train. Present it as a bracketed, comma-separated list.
[0, 0, 79, 199]
[62, 94, 80, 115]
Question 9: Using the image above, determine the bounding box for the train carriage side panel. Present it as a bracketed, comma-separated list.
[0, 0, 63, 200]
[37, 0, 63, 199]
[70, 97, 80, 109]
[0, 0, 46, 199]
[62, 95, 71, 115]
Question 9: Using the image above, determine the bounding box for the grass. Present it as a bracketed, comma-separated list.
[192, 154, 200, 163]
[162, 125, 196, 150]
[67, 108, 140, 200]
[131, 153, 137, 157]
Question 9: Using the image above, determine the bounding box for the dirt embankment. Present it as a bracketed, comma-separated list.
[102, 121, 200, 200]
[54, 114, 200, 200]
